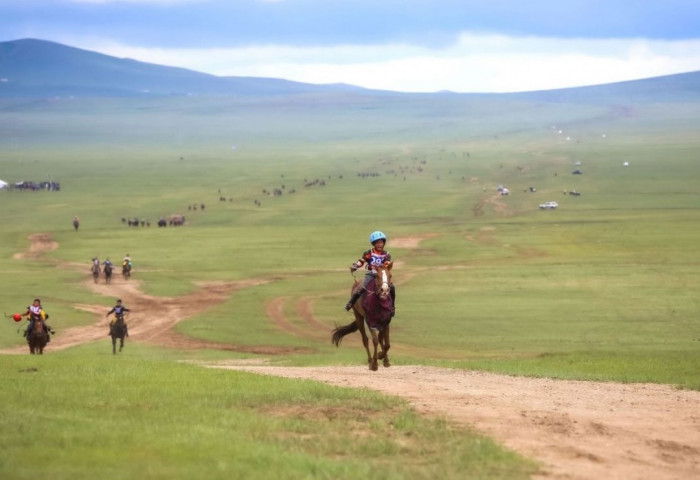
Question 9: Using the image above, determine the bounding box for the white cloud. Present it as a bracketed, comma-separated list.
[81, 33, 700, 93]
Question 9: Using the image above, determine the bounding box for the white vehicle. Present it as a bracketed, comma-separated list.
[539, 201, 559, 209]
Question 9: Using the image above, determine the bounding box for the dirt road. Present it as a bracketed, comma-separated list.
[4, 233, 699, 479]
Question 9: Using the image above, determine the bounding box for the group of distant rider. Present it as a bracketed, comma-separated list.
[18, 253, 135, 345]
[91, 253, 132, 272]
[16, 232, 396, 349]
[19, 297, 131, 343]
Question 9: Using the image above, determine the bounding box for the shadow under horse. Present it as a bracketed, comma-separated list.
[332, 264, 393, 371]
[110, 315, 128, 354]
[27, 318, 48, 355]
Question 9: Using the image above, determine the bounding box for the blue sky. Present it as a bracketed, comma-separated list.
[2, 0, 700, 92]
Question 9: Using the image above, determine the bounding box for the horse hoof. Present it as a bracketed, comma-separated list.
[383, 359, 391, 368]
[370, 363, 378, 371]
[377, 352, 385, 360]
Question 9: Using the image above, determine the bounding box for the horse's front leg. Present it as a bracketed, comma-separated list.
[120, 336, 124, 352]
[112, 337, 116, 355]
[369, 328, 379, 371]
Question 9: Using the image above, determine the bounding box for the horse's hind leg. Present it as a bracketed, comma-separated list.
[112, 338, 116, 355]
[354, 312, 372, 367]
[120, 337, 124, 352]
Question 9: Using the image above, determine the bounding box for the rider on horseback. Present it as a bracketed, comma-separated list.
[122, 253, 133, 273]
[344, 231, 396, 315]
[103, 258, 113, 268]
[106, 299, 130, 337]
[24, 298, 55, 342]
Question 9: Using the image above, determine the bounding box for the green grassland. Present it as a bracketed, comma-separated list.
[1, 91, 699, 478]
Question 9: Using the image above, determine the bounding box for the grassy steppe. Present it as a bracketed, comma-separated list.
[1, 92, 699, 477]
[0, 346, 535, 480]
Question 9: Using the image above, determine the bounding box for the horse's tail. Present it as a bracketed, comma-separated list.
[331, 320, 358, 347]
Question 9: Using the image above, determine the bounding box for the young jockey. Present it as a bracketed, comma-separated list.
[122, 253, 133, 272]
[24, 298, 55, 342]
[344, 231, 396, 315]
[106, 299, 130, 337]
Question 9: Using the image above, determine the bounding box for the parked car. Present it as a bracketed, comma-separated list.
[539, 201, 559, 209]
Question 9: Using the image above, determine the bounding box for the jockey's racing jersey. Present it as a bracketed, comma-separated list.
[27, 304, 45, 320]
[355, 248, 392, 272]
[107, 305, 130, 318]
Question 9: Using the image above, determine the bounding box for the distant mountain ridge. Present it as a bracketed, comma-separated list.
[0, 38, 364, 97]
[1, 38, 699, 101]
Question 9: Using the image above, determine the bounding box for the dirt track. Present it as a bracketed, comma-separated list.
[4, 233, 700, 480]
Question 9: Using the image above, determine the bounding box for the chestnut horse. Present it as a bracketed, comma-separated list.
[27, 317, 48, 355]
[332, 264, 393, 371]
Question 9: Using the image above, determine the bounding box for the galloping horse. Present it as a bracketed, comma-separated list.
[332, 264, 393, 371]
[122, 261, 131, 280]
[27, 317, 48, 355]
[104, 263, 113, 284]
[110, 314, 128, 354]
[91, 263, 101, 283]
[73, 217, 80, 231]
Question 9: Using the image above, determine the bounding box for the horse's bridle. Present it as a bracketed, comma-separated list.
[350, 268, 391, 298]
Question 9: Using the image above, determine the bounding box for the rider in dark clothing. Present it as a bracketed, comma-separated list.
[106, 299, 130, 337]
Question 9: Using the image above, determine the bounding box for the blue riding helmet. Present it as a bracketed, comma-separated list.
[369, 231, 387, 244]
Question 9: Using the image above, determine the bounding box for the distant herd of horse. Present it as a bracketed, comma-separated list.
[121, 214, 186, 227]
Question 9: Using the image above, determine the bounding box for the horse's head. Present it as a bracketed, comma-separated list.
[32, 317, 45, 332]
[374, 264, 392, 299]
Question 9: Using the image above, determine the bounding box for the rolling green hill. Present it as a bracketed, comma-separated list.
[1, 37, 699, 103]
[0, 38, 363, 97]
